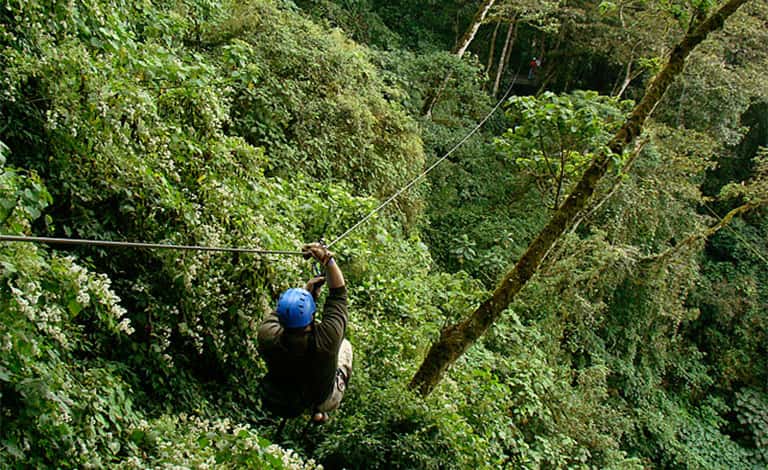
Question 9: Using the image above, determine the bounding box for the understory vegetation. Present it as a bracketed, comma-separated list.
[1, 0, 766, 468]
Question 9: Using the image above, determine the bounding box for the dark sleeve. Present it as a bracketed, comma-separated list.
[314, 286, 347, 353]
[257, 313, 283, 351]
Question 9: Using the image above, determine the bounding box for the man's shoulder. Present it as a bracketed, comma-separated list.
[258, 313, 283, 345]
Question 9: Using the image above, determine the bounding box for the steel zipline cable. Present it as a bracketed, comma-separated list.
[0, 71, 522, 255]
[0, 234, 305, 255]
[326, 71, 521, 248]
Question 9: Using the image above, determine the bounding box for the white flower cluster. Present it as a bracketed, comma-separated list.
[6, 252, 135, 348]
[62, 256, 134, 335]
[1, 334, 12, 352]
[120, 414, 322, 469]
[150, 323, 175, 368]
[0, 72, 18, 103]
[45, 109, 61, 131]
[178, 316, 205, 356]
[264, 445, 324, 470]
[9, 281, 68, 347]
[192, 323, 206, 356]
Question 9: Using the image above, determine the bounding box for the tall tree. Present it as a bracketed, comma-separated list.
[489, 0, 562, 95]
[421, 0, 496, 116]
[454, 0, 497, 57]
[491, 21, 516, 96]
[485, 21, 501, 75]
[409, 0, 753, 396]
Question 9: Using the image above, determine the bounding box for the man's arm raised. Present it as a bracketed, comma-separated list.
[302, 242, 344, 288]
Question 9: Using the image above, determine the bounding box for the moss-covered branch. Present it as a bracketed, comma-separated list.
[409, 0, 753, 397]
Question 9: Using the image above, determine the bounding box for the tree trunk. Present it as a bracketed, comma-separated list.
[454, 0, 497, 56]
[420, 72, 453, 118]
[535, 24, 566, 94]
[492, 22, 516, 97]
[421, 0, 496, 117]
[409, 0, 752, 397]
[485, 21, 501, 76]
[614, 55, 645, 98]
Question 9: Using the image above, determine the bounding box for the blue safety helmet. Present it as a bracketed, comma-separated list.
[276, 288, 316, 329]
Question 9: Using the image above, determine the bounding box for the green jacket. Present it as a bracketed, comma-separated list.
[257, 286, 348, 409]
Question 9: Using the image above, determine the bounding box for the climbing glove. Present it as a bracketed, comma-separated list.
[302, 242, 335, 266]
[304, 275, 326, 300]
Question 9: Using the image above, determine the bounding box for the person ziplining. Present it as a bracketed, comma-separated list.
[0, 65, 522, 426]
[257, 242, 353, 424]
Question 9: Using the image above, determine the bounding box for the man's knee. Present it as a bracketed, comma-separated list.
[316, 339, 354, 414]
[339, 338, 353, 375]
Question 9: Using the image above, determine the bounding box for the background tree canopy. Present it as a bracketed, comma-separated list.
[1, 0, 766, 468]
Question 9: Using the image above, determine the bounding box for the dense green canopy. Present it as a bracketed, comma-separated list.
[1, 0, 766, 468]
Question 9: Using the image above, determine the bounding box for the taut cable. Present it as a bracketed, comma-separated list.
[0, 234, 305, 255]
[327, 69, 522, 248]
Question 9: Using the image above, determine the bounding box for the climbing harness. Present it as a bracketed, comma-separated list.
[0, 73, 521, 254]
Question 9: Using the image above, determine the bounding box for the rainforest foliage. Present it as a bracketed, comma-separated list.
[1, 0, 767, 468]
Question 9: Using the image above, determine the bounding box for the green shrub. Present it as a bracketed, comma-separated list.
[122, 414, 321, 469]
[1, 159, 139, 467]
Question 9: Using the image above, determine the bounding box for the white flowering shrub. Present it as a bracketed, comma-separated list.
[1, 2, 520, 469]
[1, 0, 391, 408]
[1, 161, 140, 467]
[121, 414, 322, 469]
